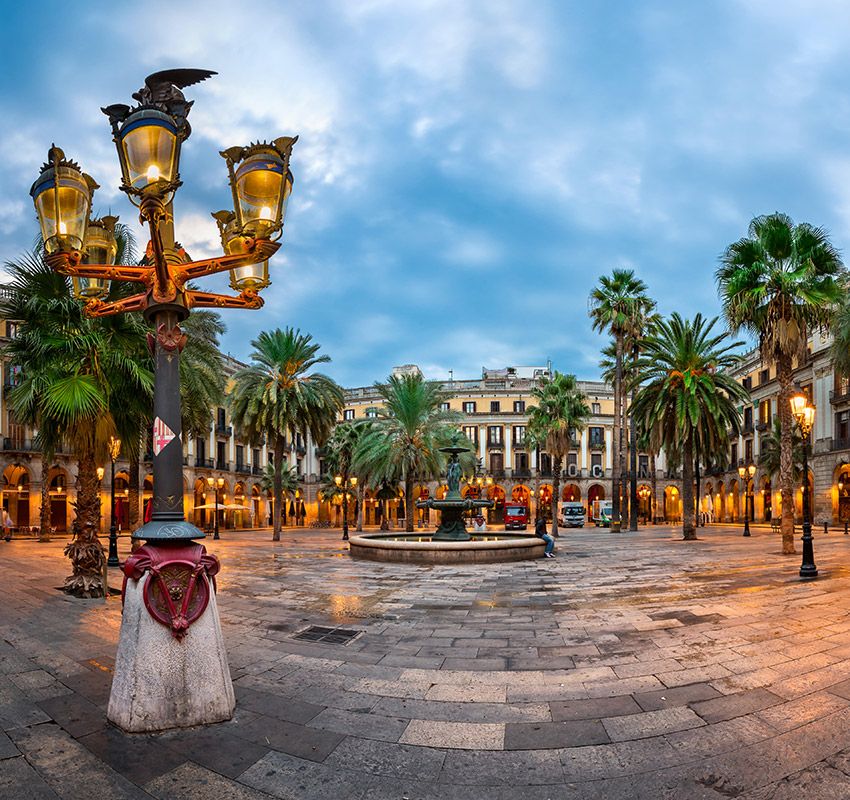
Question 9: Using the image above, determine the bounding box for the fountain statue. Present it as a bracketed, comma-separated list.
[417, 444, 493, 541]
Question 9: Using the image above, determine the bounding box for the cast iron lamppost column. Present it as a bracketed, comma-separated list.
[107, 436, 121, 566]
[336, 474, 354, 541]
[207, 476, 224, 540]
[791, 390, 817, 580]
[32, 70, 297, 733]
[737, 462, 755, 536]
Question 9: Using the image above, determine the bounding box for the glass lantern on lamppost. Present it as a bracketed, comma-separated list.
[76, 216, 119, 301]
[791, 390, 817, 579]
[206, 476, 225, 540]
[737, 462, 756, 537]
[111, 108, 184, 205]
[30, 146, 98, 255]
[106, 436, 122, 566]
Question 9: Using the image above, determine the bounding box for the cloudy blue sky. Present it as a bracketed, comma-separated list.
[2, 0, 849, 387]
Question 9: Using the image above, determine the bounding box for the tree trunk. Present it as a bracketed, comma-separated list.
[777, 354, 796, 554]
[128, 455, 140, 529]
[629, 348, 639, 530]
[681, 438, 696, 540]
[272, 439, 284, 541]
[551, 454, 562, 537]
[63, 449, 106, 598]
[39, 458, 51, 542]
[405, 475, 414, 532]
[612, 335, 623, 528]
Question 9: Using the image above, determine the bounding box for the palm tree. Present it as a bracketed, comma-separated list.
[718, 213, 845, 553]
[632, 313, 748, 540]
[758, 418, 804, 483]
[589, 269, 655, 530]
[260, 462, 299, 527]
[352, 373, 459, 532]
[1, 250, 152, 595]
[228, 328, 343, 541]
[526, 372, 590, 537]
[323, 421, 369, 538]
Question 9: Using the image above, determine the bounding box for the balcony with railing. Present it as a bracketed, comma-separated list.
[235, 461, 251, 475]
[2, 438, 38, 452]
[215, 459, 230, 471]
[195, 456, 214, 468]
[215, 423, 233, 438]
[589, 440, 605, 451]
[831, 437, 850, 452]
[252, 464, 263, 475]
[831, 389, 850, 405]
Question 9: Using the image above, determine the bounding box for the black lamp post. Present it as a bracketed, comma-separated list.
[207, 476, 224, 540]
[107, 436, 121, 566]
[791, 391, 817, 579]
[737, 462, 755, 536]
[337, 474, 357, 541]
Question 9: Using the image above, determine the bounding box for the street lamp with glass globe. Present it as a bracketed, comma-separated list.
[30, 69, 298, 733]
[737, 462, 756, 536]
[790, 390, 817, 580]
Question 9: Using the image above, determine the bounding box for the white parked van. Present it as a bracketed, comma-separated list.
[558, 501, 586, 527]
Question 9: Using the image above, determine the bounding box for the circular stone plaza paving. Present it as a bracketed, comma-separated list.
[5, 528, 850, 798]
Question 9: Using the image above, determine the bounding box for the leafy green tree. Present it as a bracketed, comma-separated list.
[260, 462, 299, 526]
[228, 328, 343, 540]
[758, 418, 804, 483]
[526, 372, 590, 536]
[632, 313, 748, 540]
[352, 373, 461, 532]
[322, 421, 370, 537]
[718, 213, 844, 553]
[1, 250, 152, 595]
[589, 269, 655, 530]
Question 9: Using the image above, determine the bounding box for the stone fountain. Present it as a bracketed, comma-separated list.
[416, 445, 493, 541]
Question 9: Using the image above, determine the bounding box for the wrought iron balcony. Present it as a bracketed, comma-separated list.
[216, 459, 230, 471]
[195, 456, 214, 468]
[1, 438, 37, 452]
[215, 423, 233, 438]
[235, 462, 251, 475]
[831, 389, 850, 405]
[252, 464, 263, 475]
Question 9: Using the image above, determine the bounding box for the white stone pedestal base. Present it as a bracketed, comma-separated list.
[107, 572, 235, 732]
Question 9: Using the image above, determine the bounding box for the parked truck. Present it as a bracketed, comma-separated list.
[591, 499, 613, 527]
[557, 501, 586, 527]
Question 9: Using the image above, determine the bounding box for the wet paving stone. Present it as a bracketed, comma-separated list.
[8, 525, 850, 795]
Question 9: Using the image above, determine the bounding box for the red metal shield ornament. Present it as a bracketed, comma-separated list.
[144, 560, 211, 639]
[122, 543, 220, 640]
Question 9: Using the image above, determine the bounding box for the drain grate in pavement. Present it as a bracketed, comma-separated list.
[293, 625, 363, 645]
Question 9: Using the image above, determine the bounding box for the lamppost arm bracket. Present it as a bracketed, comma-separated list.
[185, 289, 264, 310]
[46, 253, 154, 286]
[172, 239, 280, 287]
[82, 292, 149, 318]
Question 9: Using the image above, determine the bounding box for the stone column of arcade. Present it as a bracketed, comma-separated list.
[31, 69, 296, 733]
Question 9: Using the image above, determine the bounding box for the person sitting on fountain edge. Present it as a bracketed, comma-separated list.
[535, 516, 555, 558]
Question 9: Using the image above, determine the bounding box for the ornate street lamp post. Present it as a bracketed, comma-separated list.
[107, 436, 121, 566]
[791, 390, 817, 580]
[31, 70, 297, 733]
[737, 462, 756, 536]
[207, 476, 224, 540]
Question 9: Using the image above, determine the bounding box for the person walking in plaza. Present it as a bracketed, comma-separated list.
[535, 515, 555, 558]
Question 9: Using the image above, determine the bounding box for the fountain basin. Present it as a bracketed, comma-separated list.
[348, 533, 546, 564]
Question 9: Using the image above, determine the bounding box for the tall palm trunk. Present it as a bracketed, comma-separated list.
[39, 458, 51, 542]
[629, 347, 639, 531]
[63, 450, 106, 597]
[681, 438, 696, 540]
[128, 455, 140, 529]
[777, 354, 796, 554]
[272, 439, 284, 541]
[405, 475, 414, 532]
[612, 335, 623, 529]
[551, 454, 562, 537]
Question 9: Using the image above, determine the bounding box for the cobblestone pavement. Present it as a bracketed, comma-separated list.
[5, 525, 850, 798]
